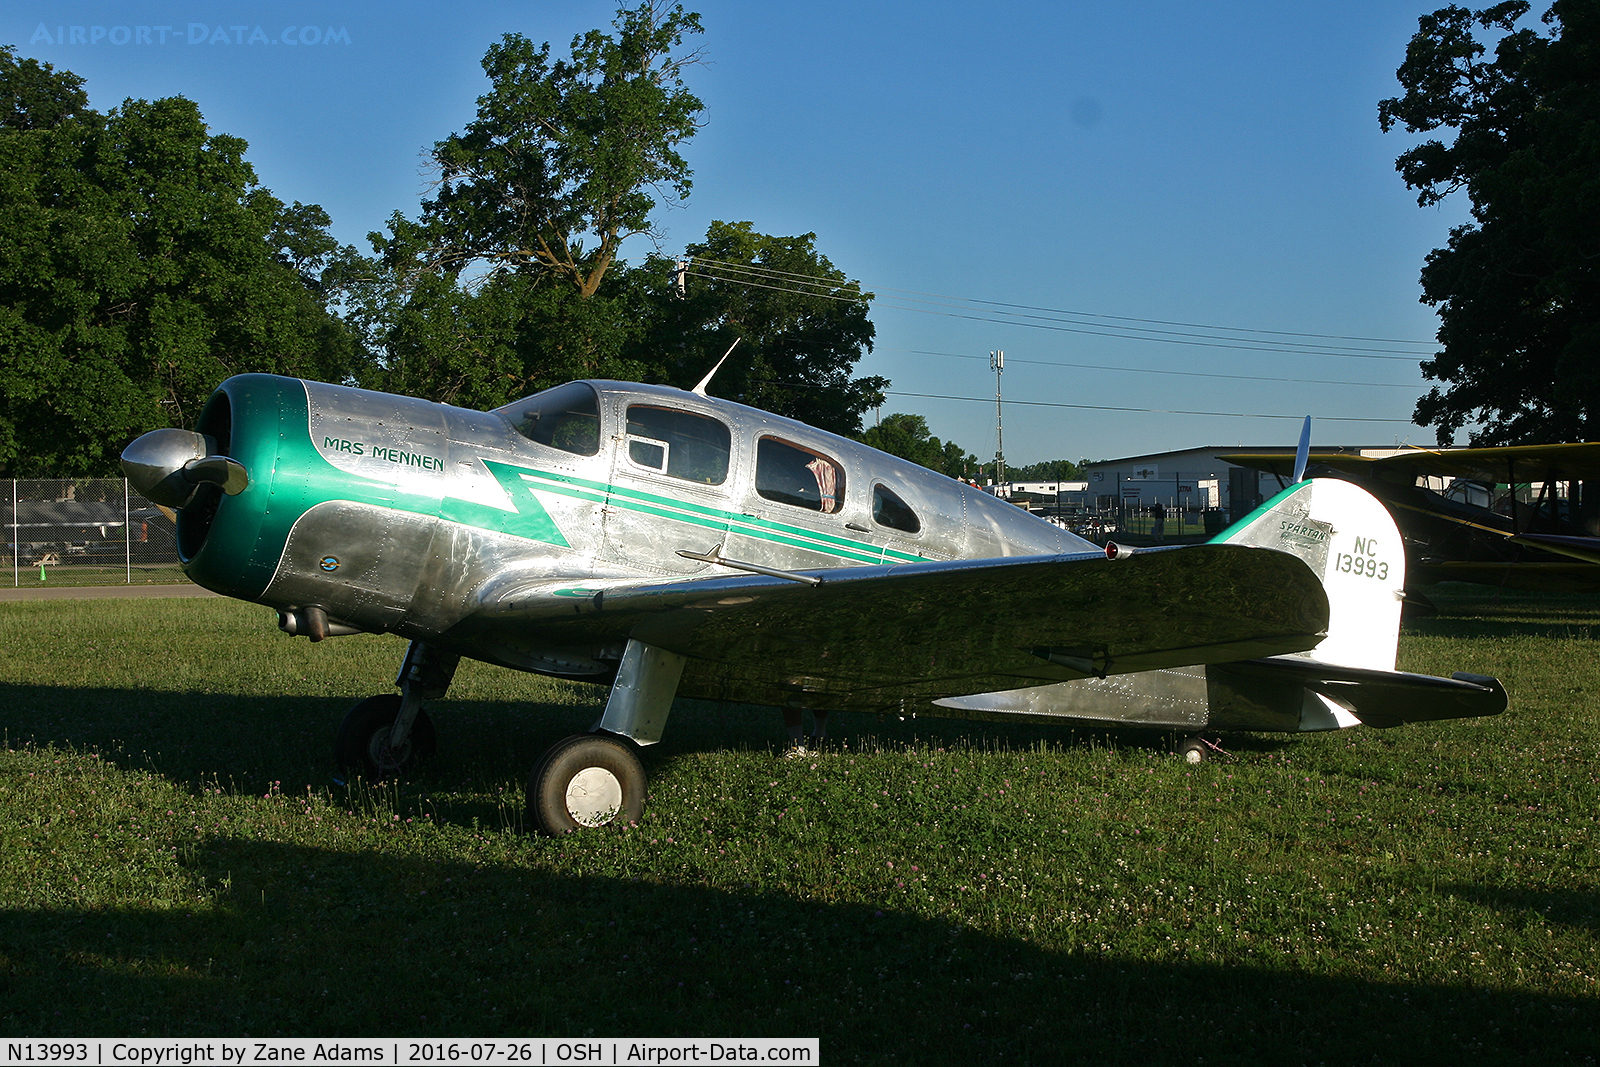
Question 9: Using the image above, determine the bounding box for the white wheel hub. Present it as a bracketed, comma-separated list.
[565, 766, 624, 827]
[369, 728, 409, 771]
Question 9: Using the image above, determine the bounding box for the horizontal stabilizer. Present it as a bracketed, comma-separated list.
[1214, 657, 1507, 728]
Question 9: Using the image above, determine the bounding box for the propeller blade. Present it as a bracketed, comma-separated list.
[186, 454, 250, 496]
[1292, 416, 1311, 483]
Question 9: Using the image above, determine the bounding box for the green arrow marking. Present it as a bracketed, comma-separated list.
[438, 460, 571, 547]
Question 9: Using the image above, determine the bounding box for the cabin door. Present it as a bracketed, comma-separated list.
[602, 400, 735, 576]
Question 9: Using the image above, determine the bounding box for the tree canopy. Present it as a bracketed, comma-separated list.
[857, 413, 977, 479]
[640, 221, 885, 435]
[1381, 1, 1600, 444]
[422, 2, 704, 298]
[0, 45, 356, 476]
[1007, 458, 1085, 482]
[0, 4, 894, 474]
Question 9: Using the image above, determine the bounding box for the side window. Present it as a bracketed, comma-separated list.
[873, 483, 921, 533]
[497, 382, 601, 456]
[625, 405, 731, 484]
[757, 437, 846, 514]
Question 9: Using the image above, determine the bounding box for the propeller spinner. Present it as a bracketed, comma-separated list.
[121, 428, 249, 508]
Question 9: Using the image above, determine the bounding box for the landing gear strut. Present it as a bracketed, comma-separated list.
[334, 694, 436, 778]
[526, 638, 683, 835]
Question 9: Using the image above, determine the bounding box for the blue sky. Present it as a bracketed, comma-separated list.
[10, 1, 1472, 465]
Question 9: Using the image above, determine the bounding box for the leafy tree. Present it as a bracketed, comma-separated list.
[344, 2, 706, 406]
[642, 220, 886, 435]
[422, 1, 704, 297]
[1380, 1, 1600, 444]
[857, 412, 980, 478]
[338, 212, 653, 408]
[1008, 458, 1085, 481]
[0, 46, 359, 475]
[0, 46, 90, 130]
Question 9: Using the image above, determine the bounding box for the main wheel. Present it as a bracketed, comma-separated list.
[529, 733, 646, 835]
[333, 694, 436, 779]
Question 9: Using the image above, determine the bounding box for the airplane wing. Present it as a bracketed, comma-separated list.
[460, 544, 1330, 714]
[1222, 441, 1600, 485]
[1509, 532, 1600, 566]
[1409, 559, 1600, 593]
[1218, 451, 1381, 481]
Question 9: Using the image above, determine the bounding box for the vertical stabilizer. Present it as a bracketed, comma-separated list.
[1212, 478, 1405, 672]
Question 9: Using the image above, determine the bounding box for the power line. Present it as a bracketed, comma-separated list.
[885, 390, 1414, 423]
[689, 255, 1436, 346]
[681, 256, 1435, 361]
[884, 347, 1419, 389]
[685, 265, 1427, 364]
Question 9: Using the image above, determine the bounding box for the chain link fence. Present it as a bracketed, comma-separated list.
[2, 479, 183, 586]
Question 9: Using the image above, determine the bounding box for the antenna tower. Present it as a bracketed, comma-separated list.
[990, 350, 1005, 486]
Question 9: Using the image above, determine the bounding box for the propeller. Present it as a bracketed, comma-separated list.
[121, 428, 249, 508]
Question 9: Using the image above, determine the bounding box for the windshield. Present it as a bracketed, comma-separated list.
[496, 382, 601, 456]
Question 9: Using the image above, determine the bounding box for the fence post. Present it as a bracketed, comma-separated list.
[10, 479, 16, 588]
[124, 477, 132, 584]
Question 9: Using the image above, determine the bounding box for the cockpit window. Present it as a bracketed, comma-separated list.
[497, 382, 601, 456]
[757, 437, 846, 514]
[625, 405, 731, 484]
[873, 483, 920, 533]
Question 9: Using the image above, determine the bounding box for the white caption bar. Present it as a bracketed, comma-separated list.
[1, 1041, 820, 1067]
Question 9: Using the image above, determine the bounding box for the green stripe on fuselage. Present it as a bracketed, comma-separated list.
[471, 464, 925, 566]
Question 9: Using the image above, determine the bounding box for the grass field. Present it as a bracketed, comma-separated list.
[0, 588, 1596, 1063]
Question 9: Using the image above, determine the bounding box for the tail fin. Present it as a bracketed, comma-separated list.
[1211, 477, 1404, 671]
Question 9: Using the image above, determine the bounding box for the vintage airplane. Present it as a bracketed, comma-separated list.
[121, 374, 1505, 833]
[1222, 442, 1600, 592]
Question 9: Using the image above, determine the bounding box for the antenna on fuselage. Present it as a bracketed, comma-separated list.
[692, 338, 741, 396]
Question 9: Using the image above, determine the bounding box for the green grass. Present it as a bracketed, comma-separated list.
[0, 590, 1597, 1063]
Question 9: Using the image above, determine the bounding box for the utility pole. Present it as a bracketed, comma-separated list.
[990, 349, 1005, 488]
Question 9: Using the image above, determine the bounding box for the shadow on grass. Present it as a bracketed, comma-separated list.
[1, 838, 1596, 1065]
[0, 681, 1230, 801]
[3, 681, 1595, 1062]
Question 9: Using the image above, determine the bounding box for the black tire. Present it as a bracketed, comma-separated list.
[529, 733, 646, 835]
[333, 694, 436, 779]
[1178, 736, 1210, 765]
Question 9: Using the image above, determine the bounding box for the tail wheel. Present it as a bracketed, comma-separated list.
[529, 733, 646, 835]
[334, 694, 436, 779]
[1178, 736, 1211, 764]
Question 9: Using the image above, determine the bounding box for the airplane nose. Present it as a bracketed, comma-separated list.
[122, 428, 250, 508]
